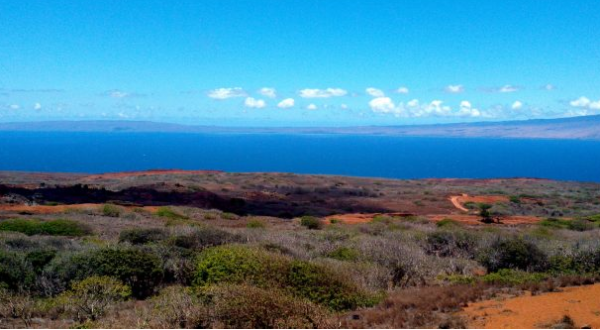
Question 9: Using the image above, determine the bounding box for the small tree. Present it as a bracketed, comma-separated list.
[300, 216, 322, 230]
[65, 276, 131, 322]
[479, 204, 496, 224]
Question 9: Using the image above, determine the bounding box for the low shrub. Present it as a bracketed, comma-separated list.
[201, 284, 333, 328]
[26, 250, 57, 274]
[481, 269, 548, 285]
[436, 218, 461, 228]
[300, 216, 322, 230]
[156, 207, 189, 224]
[119, 228, 167, 245]
[169, 226, 239, 250]
[100, 204, 122, 217]
[246, 219, 266, 229]
[425, 230, 479, 258]
[63, 276, 131, 322]
[0, 251, 36, 292]
[0, 219, 91, 236]
[220, 212, 238, 220]
[326, 246, 359, 261]
[193, 245, 373, 310]
[477, 237, 548, 272]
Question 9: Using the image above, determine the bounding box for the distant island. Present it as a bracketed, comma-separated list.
[1, 114, 600, 140]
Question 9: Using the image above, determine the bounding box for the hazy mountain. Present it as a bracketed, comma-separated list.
[1, 115, 600, 140]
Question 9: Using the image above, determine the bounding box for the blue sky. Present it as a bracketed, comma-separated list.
[1, 0, 599, 126]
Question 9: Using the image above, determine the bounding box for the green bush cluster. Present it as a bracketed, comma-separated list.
[100, 204, 122, 217]
[0, 219, 91, 236]
[299, 216, 322, 230]
[193, 245, 374, 310]
[119, 228, 167, 245]
[477, 237, 548, 272]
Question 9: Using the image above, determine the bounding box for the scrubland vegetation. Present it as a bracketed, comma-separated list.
[1, 173, 600, 328]
[1, 208, 600, 328]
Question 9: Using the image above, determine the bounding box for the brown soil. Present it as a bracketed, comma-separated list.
[428, 214, 542, 225]
[461, 284, 600, 329]
[324, 212, 415, 224]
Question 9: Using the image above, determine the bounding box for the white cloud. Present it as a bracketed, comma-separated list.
[365, 87, 385, 98]
[458, 100, 481, 117]
[445, 85, 464, 93]
[340, 104, 348, 109]
[244, 97, 266, 109]
[498, 85, 519, 93]
[396, 87, 409, 94]
[369, 97, 396, 113]
[9, 104, 20, 110]
[258, 87, 277, 98]
[543, 84, 556, 91]
[33, 102, 42, 110]
[511, 101, 523, 110]
[299, 88, 347, 98]
[306, 103, 318, 110]
[207, 87, 247, 99]
[570, 96, 600, 110]
[109, 90, 130, 98]
[277, 98, 295, 109]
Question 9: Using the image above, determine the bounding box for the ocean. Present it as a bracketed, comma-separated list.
[1, 132, 599, 182]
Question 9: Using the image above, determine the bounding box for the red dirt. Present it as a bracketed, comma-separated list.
[81, 169, 223, 181]
[461, 284, 600, 329]
[324, 212, 415, 224]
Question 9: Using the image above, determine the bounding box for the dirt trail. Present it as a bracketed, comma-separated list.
[450, 194, 470, 212]
[461, 284, 600, 329]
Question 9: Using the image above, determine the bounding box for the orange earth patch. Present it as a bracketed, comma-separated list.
[324, 212, 415, 225]
[460, 284, 600, 329]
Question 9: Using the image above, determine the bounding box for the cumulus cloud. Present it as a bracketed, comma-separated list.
[207, 87, 247, 99]
[543, 84, 556, 91]
[258, 87, 277, 98]
[299, 88, 347, 98]
[366, 87, 385, 98]
[396, 87, 409, 94]
[9, 104, 20, 110]
[511, 101, 523, 110]
[457, 100, 481, 117]
[306, 103, 318, 110]
[244, 97, 266, 109]
[369, 97, 396, 114]
[445, 85, 464, 93]
[570, 96, 600, 110]
[33, 102, 42, 110]
[277, 98, 295, 109]
[340, 104, 348, 109]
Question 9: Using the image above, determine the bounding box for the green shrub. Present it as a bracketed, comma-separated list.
[326, 246, 359, 261]
[156, 207, 189, 224]
[169, 226, 239, 250]
[436, 218, 460, 228]
[329, 218, 341, 224]
[300, 216, 322, 230]
[477, 237, 548, 272]
[509, 196, 521, 204]
[570, 245, 600, 273]
[0, 219, 91, 236]
[0, 251, 35, 291]
[26, 250, 57, 274]
[425, 230, 478, 258]
[221, 212, 238, 220]
[119, 228, 167, 245]
[193, 245, 373, 310]
[100, 204, 122, 217]
[64, 276, 131, 322]
[246, 219, 266, 229]
[200, 284, 332, 328]
[481, 269, 548, 285]
[540, 218, 597, 231]
[540, 218, 570, 229]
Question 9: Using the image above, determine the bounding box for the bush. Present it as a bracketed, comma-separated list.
[425, 230, 479, 258]
[246, 219, 266, 229]
[169, 226, 240, 250]
[44, 248, 163, 298]
[26, 250, 57, 274]
[156, 207, 189, 224]
[0, 251, 35, 292]
[477, 237, 548, 272]
[300, 216, 322, 230]
[540, 218, 597, 231]
[436, 218, 461, 228]
[326, 246, 359, 261]
[193, 245, 373, 310]
[119, 228, 167, 245]
[201, 284, 332, 328]
[481, 269, 548, 285]
[63, 276, 131, 322]
[0, 219, 91, 236]
[100, 204, 122, 217]
[150, 286, 206, 328]
[0, 288, 35, 327]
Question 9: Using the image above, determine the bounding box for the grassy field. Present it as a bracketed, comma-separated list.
[1, 171, 600, 328]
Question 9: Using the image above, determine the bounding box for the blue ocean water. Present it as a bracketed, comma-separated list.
[0, 132, 599, 182]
